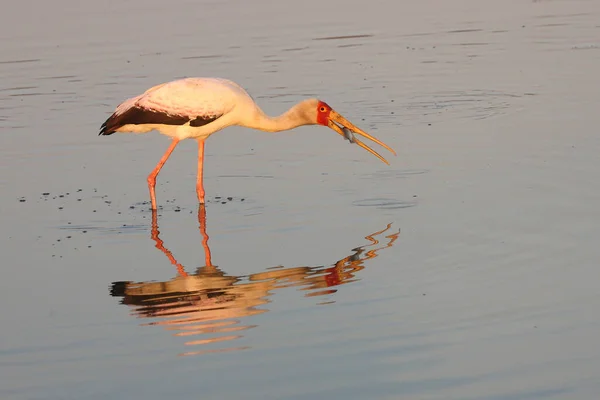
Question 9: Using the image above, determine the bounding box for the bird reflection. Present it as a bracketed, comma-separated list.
[110, 206, 399, 357]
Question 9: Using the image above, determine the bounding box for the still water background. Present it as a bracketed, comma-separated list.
[2, 0, 600, 398]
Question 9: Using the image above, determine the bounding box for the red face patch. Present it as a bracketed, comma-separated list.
[316, 101, 332, 126]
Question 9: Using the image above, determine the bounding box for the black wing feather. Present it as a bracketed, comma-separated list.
[99, 106, 221, 136]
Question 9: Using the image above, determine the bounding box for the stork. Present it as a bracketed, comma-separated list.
[100, 77, 395, 210]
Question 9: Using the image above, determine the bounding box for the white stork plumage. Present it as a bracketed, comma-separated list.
[100, 77, 395, 210]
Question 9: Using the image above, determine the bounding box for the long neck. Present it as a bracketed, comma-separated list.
[241, 104, 305, 133]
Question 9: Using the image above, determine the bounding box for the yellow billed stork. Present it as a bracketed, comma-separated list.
[100, 77, 395, 210]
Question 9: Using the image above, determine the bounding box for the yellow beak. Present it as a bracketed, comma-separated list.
[327, 110, 396, 165]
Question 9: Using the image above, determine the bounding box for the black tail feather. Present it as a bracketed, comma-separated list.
[99, 114, 117, 136]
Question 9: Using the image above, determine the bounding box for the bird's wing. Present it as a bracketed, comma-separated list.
[100, 78, 245, 135]
[135, 78, 242, 119]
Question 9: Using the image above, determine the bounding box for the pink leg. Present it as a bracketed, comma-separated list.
[147, 139, 179, 210]
[196, 138, 206, 204]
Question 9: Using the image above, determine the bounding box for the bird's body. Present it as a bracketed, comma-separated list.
[100, 77, 395, 210]
[101, 78, 252, 139]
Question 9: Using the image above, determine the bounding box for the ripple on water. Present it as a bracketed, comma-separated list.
[403, 89, 523, 122]
[313, 34, 374, 41]
[361, 169, 429, 180]
[58, 223, 147, 235]
[0, 58, 41, 64]
[352, 198, 417, 210]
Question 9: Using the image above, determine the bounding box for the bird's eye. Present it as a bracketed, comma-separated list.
[319, 107, 326, 112]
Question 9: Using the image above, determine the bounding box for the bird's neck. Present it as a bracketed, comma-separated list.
[243, 105, 305, 133]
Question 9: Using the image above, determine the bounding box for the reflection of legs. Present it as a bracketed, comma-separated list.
[147, 139, 180, 210]
[364, 224, 394, 246]
[198, 205, 213, 268]
[150, 209, 188, 277]
[336, 223, 400, 267]
[363, 224, 400, 259]
[196, 138, 206, 204]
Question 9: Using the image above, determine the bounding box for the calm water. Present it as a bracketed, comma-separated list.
[2, 0, 600, 398]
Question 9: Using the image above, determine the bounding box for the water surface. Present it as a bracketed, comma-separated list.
[2, 0, 600, 399]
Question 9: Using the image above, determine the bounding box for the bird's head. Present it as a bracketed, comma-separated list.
[297, 98, 396, 165]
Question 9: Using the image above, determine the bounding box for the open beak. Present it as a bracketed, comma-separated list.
[327, 110, 396, 165]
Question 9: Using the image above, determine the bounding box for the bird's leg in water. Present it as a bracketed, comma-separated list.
[197, 204, 213, 268]
[196, 138, 206, 204]
[147, 139, 179, 210]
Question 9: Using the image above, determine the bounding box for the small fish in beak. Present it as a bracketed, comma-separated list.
[342, 127, 356, 144]
[327, 110, 396, 165]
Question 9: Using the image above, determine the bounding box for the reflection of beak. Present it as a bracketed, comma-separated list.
[327, 110, 396, 165]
